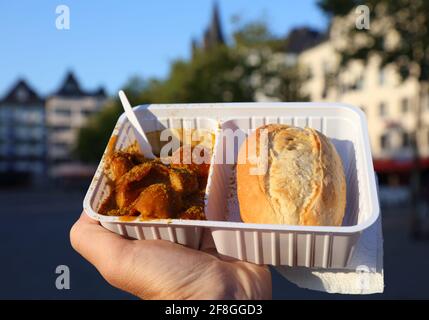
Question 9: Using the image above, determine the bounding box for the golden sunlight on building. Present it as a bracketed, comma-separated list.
[298, 41, 429, 173]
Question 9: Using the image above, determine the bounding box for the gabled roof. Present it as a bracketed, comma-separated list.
[54, 71, 107, 98]
[285, 27, 327, 54]
[55, 71, 84, 97]
[1, 79, 44, 105]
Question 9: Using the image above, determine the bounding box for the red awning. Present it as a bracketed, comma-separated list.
[373, 158, 429, 173]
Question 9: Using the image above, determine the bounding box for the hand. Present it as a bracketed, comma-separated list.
[70, 212, 272, 300]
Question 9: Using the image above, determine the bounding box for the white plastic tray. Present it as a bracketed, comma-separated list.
[83, 103, 380, 269]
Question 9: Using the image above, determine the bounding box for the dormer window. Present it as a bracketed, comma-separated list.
[379, 68, 386, 86]
[401, 98, 410, 113]
[65, 82, 76, 91]
[380, 133, 390, 150]
[16, 87, 28, 103]
[402, 132, 411, 148]
[379, 102, 387, 116]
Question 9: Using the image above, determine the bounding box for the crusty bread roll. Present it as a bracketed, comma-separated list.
[237, 124, 346, 226]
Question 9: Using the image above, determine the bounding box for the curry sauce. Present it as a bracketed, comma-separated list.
[99, 136, 211, 221]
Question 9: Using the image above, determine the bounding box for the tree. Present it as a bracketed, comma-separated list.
[232, 19, 286, 52]
[318, 0, 429, 80]
[161, 46, 256, 102]
[74, 101, 121, 163]
[231, 20, 309, 102]
[318, 0, 429, 237]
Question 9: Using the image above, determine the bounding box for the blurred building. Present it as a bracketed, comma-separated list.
[0, 80, 46, 183]
[247, 27, 327, 102]
[246, 21, 428, 185]
[297, 36, 429, 184]
[0, 72, 107, 184]
[45, 71, 106, 175]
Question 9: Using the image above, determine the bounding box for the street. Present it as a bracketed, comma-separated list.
[0, 185, 428, 299]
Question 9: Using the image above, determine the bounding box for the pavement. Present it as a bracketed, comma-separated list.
[0, 185, 428, 299]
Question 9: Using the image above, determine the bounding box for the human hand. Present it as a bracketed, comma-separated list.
[70, 212, 272, 300]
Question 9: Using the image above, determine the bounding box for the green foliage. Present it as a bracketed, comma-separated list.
[140, 46, 255, 103]
[233, 20, 286, 52]
[318, 0, 429, 81]
[74, 102, 121, 163]
[73, 80, 143, 163]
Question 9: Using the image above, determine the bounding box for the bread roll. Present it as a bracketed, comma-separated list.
[237, 124, 346, 226]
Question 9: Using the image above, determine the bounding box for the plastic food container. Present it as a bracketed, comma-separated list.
[83, 103, 380, 269]
[83, 111, 220, 249]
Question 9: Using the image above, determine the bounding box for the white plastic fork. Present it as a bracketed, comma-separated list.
[118, 90, 156, 159]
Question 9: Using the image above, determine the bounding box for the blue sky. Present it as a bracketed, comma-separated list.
[0, 0, 327, 97]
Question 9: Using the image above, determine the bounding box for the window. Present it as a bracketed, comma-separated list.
[14, 144, 32, 156]
[321, 84, 328, 99]
[81, 109, 94, 117]
[54, 108, 71, 117]
[16, 88, 29, 103]
[380, 134, 389, 150]
[30, 127, 44, 140]
[15, 127, 31, 140]
[379, 68, 386, 86]
[14, 161, 31, 172]
[379, 102, 387, 116]
[0, 143, 8, 156]
[53, 142, 69, 149]
[401, 98, 410, 113]
[0, 161, 8, 172]
[356, 74, 364, 90]
[52, 125, 70, 132]
[402, 132, 411, 148]
[306, 66, 313, 79]
[31, 162, 43, 174]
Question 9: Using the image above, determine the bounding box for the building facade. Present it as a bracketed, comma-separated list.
[298, 41, 427, 163]
[45, 72, 106, 171]
[0, 80, 46, 179]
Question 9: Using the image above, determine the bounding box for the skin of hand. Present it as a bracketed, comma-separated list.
[70, 212, 272, 300]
